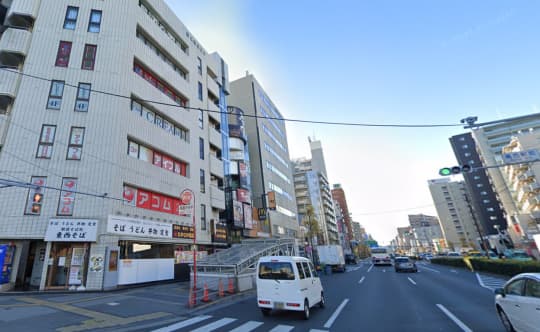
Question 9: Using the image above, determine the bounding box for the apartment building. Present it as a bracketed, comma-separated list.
[471, 114, 540, 248]
[428, 178, 480, 252]
[293, 139, 338, 245]
[500, 131, 540, 257]
[228, 74, 299, 239]
[407, 214, 444, 253]
[331, 184, 353, 250]
[0, 0, 229, 291]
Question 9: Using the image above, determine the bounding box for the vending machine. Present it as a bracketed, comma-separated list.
[0, 244, 15, 284]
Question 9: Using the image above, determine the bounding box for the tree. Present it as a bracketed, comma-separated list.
[303, 205, 320, 262]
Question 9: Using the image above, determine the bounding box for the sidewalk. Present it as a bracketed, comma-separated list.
[0, 280, 252, 332]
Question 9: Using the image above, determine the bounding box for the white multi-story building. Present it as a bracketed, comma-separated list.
[229, 74, 299, 239]
[408, 214, 444, 253]
[0, 0, 229, 291]
[472, 114, 540, 250]
[428, 178, 480, 252]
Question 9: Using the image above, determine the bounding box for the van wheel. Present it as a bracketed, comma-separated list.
[319, 292, 325, 308]
[261, 308, 271, 317]
[303, 299, 310, 320]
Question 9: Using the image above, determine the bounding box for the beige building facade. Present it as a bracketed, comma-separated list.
[0, 0, 229, 290]
[428, 178, 480, 252]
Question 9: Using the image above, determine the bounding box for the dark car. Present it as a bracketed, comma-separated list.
[345, 254, 358, 265]
[394, 257, 417, 273]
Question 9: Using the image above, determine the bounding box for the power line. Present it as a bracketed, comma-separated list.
[0, 67, 463, 128]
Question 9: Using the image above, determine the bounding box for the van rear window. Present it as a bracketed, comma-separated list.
[258, 262, 295, 280]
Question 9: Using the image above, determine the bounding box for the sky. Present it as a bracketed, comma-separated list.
[166, 0, 540, 244]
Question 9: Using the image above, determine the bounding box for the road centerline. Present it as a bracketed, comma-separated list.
[367, 264, 374, 272]
[323, 298, 349, 329]
[436, 304, 473, 332]
[407, 277, 417, 285]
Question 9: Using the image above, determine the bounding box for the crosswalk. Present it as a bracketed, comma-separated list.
[151, 315, 329, 332]
[475, 273, 508, 291]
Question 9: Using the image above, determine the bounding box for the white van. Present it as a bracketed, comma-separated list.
[256, 256, 325, 319]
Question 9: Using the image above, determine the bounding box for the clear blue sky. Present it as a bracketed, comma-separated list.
[167, 0, 540, 244]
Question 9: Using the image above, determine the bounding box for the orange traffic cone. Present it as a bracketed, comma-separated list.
[202, 283, 210, 302]
[218, 278, 225, 297]
[227, 278, 235, 294]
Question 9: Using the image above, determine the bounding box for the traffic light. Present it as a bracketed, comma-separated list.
[439, 165, 472, 176]
[31, 192, 43, 214]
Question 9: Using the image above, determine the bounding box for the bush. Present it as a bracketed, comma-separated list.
[430, 257, 468, 268]
[469, 258, 540, 277]
[431, 257, 540, 277]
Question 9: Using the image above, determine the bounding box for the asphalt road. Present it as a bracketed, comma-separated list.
[149, 260, 508, 332]
[0, 260, 509, 331]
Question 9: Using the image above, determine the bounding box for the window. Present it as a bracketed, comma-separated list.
[198, 82, 203, 101]
[490, 216, 497, 220]
[128, 139, 187, 176]
[200, 169, 205, 193]
[296, 262, 306, 279]
[57, 178, 77, 216]
[67, 127, 85, 160]
[505, 279, 525, 296]
[302, 262, 312, 278]
[464, 152, 471, 157]
[36, 125, 56, 159]
[81, 44, 97, 70]
[476, 183, 483, 187]
[63, 6, 78, 30]
[480, 191, 487, 196]
[525, 279, 540, 298]
[74, 83, 91, 112]
[462, 144, 469, 149]
[88, 10, 102, 33]
[487, 207, 495, 212]
[200, 204, 206, 230]
[47, 81, 64, 110]
[55, 41, 72, 67]
[474, 175, 481, 180]
[198, 110, 203, 128]
[199, 138, 204, 160]
[24, 177, 46, 215]
[483, 199, 491, 204]
[197, 56, 202, 75]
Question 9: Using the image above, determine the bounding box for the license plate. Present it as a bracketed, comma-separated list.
[274, 302, 284, 309]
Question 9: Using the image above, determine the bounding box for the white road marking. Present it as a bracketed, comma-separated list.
[367, 264, 374, 272]
[382, 269, 386, 273]
[358, 276, 365, 284]
[151, 315, 212, 332]
[324, 298, 349, 328]
[436, 304, 473, 332]
[407, 277, 417, 285]
[476, 272, 506, 291]
[309, 330, 329, 332]
[229, 321, 264, 332]
[450, 270, 458, 273]
[190, 317, 236, 332]
[107, 302, 120, 306]
[417, 265, 441, 273]
[269, 325, 295, 332]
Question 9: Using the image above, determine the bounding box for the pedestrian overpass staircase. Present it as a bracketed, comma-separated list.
[188, 238, 298, 297]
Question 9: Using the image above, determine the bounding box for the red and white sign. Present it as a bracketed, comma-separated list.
[236, 188, 251, 203]
[123, 185, 193, 217]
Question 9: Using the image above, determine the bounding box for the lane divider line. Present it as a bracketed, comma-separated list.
[436, 304, 473, 332]
[367, 264, 374, 273]
[324, 298, 349, 329]
[417, 265, 441, 273]
[358, 276, 365, 284]
[407, 277, 417, 285]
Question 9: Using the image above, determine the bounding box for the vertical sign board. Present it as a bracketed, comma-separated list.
[233, 200, 244, 228]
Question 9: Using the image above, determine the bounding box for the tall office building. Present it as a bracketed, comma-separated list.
[0, 0, 229, 291]
[228, 74, 298, 238]
[428, 178, 481, 252]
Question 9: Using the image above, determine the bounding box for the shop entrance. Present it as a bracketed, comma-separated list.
[45, 243, 89, 289]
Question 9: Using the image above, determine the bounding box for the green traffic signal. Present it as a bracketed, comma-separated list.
[439, 168, 452, 176]
[439, 165, 472, 176]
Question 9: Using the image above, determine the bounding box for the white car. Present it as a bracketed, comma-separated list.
[495, 273, 540, 332]
[256, 256, 324, 319]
